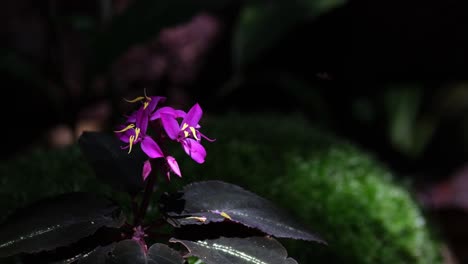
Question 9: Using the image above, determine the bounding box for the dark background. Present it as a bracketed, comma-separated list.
[2, 0, 468, 262]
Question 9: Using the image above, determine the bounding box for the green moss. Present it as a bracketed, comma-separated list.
[0, 113, 442, 263]
[174, 113, 442, 264]
[0, 146, 89, 220]
[0, 146, 129, 223]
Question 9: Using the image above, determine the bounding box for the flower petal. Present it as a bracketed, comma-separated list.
[115, 126, 133, 143]
[182, 138, 206, 164]
[147, 96, 166, 113]
[174, 109, 187, 118]
[150, 106, 176, 120]
[142, 160, 152, 181]
[150, 106, 186, 120]
[141, 136, 164, 158]
[136, 108, 149, 134]
[182, 103, 202, 127]
[125, 111, 138, 123]
[161, 113, 180, 140]
[166, 156, 182, 178]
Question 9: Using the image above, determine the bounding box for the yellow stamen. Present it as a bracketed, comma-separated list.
[220, 212, 232, 220]
[189, 126, 200, 140]
[134, 127, 141, 142]
[143, 88, 151, 100]
[124, 96, 145, 103]
[181, 123, 189, 130]
[114, 124, 135, 133]
[143, 101, 149, 109]
[184, 131, 189, 138]
[128, 135, 135, 154]
[185, 216, 207, 222]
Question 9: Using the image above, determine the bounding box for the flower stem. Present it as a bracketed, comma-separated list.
[134, 158, 162, 226]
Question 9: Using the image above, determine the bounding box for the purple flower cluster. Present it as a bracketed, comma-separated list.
[115, 92, 214, 180]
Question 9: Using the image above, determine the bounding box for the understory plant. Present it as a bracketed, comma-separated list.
[0, 93, 325, 263]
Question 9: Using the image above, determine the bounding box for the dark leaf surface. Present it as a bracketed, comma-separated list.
[0, 192, 124, 258]
[74, 245, 112, 264]
[77, 240, 183, 264]
[78, 131, 146, 195]
[161, 181, 324, 243]
[106, 240, 146, 264]
[20, 227, 122, 264]
[51, 245, 112, 264]
[147, 243, 184, 264]
[171, 236, 297, 264]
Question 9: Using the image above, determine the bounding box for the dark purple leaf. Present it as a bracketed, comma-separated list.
[49, 245, 111, 264]
[171, 236, 297, 264]
[161, 181, 325, 243]
[78, 131, 146, 195]
[75, 244, 113, 264]
[76, 240, 145, 264]
[147, 243, 184, 264]
[106, 240, 146, 264]
[18, 226, 121, 264]
[0, 192, 124, 258]
[75, 241, 183, 264]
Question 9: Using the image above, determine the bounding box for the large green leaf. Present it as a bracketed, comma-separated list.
[232, 0, 345, 70]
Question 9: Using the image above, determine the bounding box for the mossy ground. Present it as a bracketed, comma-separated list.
[0, 113, 442, 263]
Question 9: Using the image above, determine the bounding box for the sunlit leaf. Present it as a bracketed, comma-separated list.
[171, 236, 297, 264]
[73, 242, 122, 264]
[106, 240, 146, 264]
[161, 180, 325, 243]
[52, 245, 112, 264]
[148, 243, 185, 264]
[76, 240, 184, 264]
[0, 192, 124, 258]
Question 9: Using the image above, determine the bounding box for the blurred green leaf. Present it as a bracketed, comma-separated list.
[232, 0, 345, 71]
[384, 86, 436, 158]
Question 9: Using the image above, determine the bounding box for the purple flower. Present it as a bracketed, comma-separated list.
[166, 156, 181, 179]
[115, 106, 164, 159]
[160, 103, 214, 164]
[125, 95, 166, 123]
[131, 225, 148, 252]
[142, 160, 152, 181]
[116, 91, 214, 181]
[150, 106, 186, 121]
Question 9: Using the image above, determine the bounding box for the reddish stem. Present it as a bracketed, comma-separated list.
[134, 159, 162, 226]
[134, 119, 166, 226]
